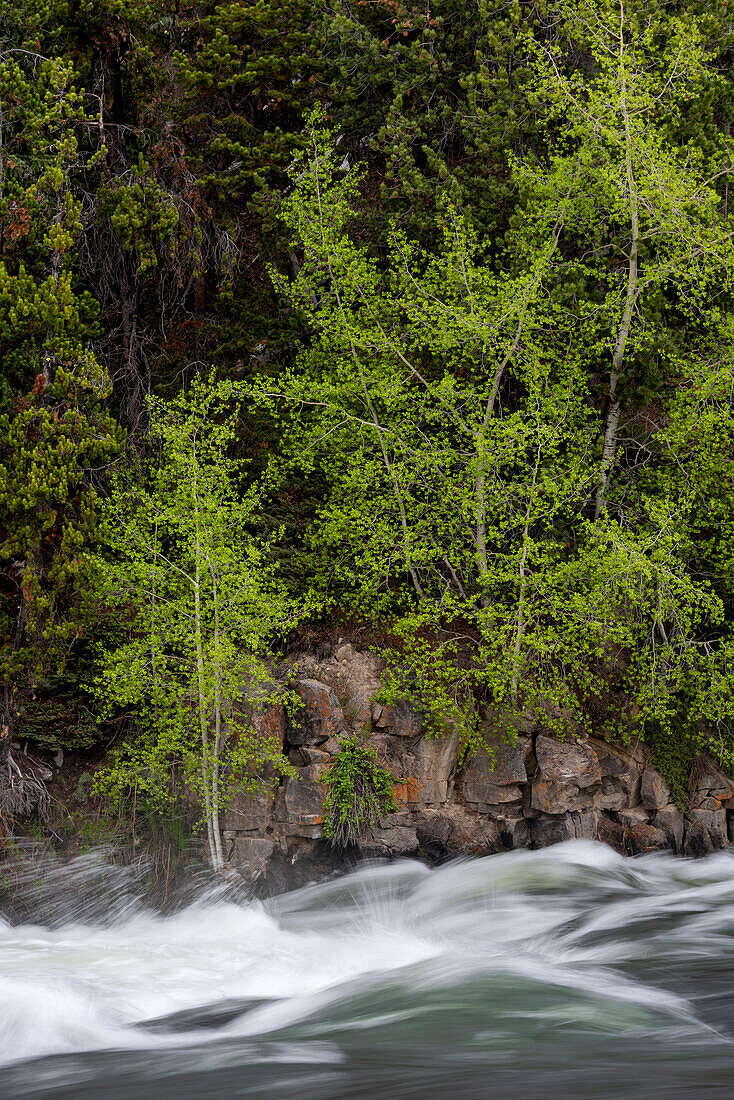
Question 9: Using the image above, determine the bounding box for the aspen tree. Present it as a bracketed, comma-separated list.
[93, 378, 298, 870]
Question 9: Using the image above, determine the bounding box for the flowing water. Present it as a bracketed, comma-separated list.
[2, 840, 734, 1099]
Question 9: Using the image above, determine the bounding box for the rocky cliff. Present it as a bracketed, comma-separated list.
[224, 644, 734, 889]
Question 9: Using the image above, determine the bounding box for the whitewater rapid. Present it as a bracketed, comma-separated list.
[3, 841, 734, 1098]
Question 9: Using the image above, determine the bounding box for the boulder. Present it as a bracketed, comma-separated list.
[689, 757, 734, 812]
[327, 644, 384, 731]
[569, 811, 598, 840]
[283, 764, 326, 826]
[392, 775, 449, 807]
[298, 746, 331, 766]
[530, 814, 570, 847]
[460, 738, 528, 807]
[267, 837, 355, 892]
[379, 700, 424, 738]
[687, 808, 728, 850]
[617, 806, 651, 828]
[224, 785, 275, 832]
[531, 736, 601, 814]
[379, 809, 413, 827]
[414, 811, 452, 856]
[411, 728, 461, 803]
[393, 777, 424, 808]
[420, 807, 502, 856]
[500, 816, 530, 850]
[640, 769, 671, 811]
[597, 814, 626, 854]
[286, 823, 323, 840]
[253, 704, 286, 744]
[591, 739, 646, 806]
[536, 736, 601, 787]
[229, 837, 276, 879]
[595, 778, 630, 812]
[625, 822, 669, 855]
[287, 680, 344, 746]
[361, 826, 419, 857]
[654, 807, 684, 852]
[683, 821, 714, 858]
[530, 811, 597, 847]
[419, 778, 448, 804]
[478, 785, 525, 807]
[594, 745, 632, 779]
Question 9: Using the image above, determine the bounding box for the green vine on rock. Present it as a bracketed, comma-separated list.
[321, 736, 398, 847]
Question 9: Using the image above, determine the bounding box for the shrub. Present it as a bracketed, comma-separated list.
[321, 736, 398, 846]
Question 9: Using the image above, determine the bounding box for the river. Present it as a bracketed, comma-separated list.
[2, 840, 734, 1099]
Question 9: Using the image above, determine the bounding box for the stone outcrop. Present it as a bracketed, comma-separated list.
[531, 736, 602, 814]
[688, 759, 734, 812]
[222, 644, 734, 888]
[287, 680, 344, 745]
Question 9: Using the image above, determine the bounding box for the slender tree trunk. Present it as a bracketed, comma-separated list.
[208, 564, 225, 870]
[474, 223, 562, 579]
[0, 685, 12, 769]
[2, 591, 28, 777]
[475, 340, 521, 588]
[510, 441, 542, 705]
[0, 93, 4, 201]
[474, 373, 503, 583]
[311, 151, 426, 602]
[194, 571, 218, 869]
[358, 360, 425, 602]
[192, 469, 221, 871]
[594, 4, 639, 522]
[150, 524, 160, 725]
[510, 552, 528, 707]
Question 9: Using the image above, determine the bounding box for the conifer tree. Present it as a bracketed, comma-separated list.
[0, 6, 123, 769]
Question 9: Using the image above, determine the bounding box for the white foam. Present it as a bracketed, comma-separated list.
[3, 840, 734, 1067]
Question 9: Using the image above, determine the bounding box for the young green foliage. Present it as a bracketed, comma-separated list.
[262, 91, 734, 756]
[322, 735, 398, 846]
[517, 0, 734, 519]
[92, 377, 300, 870]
